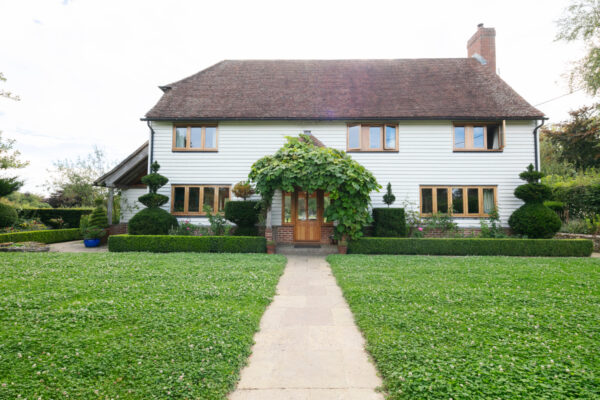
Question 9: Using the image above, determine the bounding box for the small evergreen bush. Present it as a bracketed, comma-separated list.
[0, 203, 18, 228]
[129, 208, 178, 235]
[225, 201, 260, 236]
[372, 208, 406, 237]
[382, 183, 396, 207]
[88, 206, 108, 228]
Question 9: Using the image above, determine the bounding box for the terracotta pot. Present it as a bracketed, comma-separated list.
[337, 245, 347, 254]
[266, 244, 276, 254]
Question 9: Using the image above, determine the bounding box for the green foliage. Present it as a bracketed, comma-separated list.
[83, 226, 107, 240]
[328, 254, 600, 398]
[203, 205, 230, 236]
[0, 176, 23, 198]
[0, 202, 17, 228]
[128, 207, 178, 235]
[424, 212, 459, 236]
[88, 205, 108, 228]
[0, 132, 28, 198]
[347, 237, 592, 257]
[168, 220, 210, 236]
[551, 184, 600, 220]
[541, 106, 600, 170]
[1, 218, 47, 234]
[560, 218, 594, 234]
[382, 182, 395, 207]
[372, 208, 406, 237]
[109, 235, 267, 253]
[225, 200, 260, 235]
[510, 165, 560, 238]
[479, 208, 507, 238]
[543, 200, 565, 212]
[137, 193, 169, 208]
[18, 208, 92, 228]
[557, 0, 600, 95]
[540, 133, 577, 177]
[0, 252, 285, 399]
[2, 192, 50, 208]
[232, 181, 255, 200]
[0, 228, 81, 244]
[138, 163, 169, 208]
[79, 215, 89, 235]
[249, 134, 380, 240]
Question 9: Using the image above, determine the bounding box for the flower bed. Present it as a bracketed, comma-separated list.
[109, 234, 267, 253]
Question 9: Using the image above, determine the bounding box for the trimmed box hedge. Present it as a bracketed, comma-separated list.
[18, 208, 93, 228]
[109, 234, 267, 253]
[0, 228, 82, 244]
[348, 237, 593, 257]
[372, 207, 407, 237]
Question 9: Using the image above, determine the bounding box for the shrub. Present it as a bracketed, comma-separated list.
[17, 208, 93, 228]
[551, 184, 600, 220]
[109, 235, 267, 253]
[479, 208, 507, 238]
[128, 208, 178, 235]
[0, 228, 81, 244]
[88, 206, 108, 228]
[347, 237, 592, 257]
[372, 208, 406, 237]
[509, 164, 561, 238]
[0, 203, 18, 228]
[544, 200, 565, 212]
[225, 201, 259, 235]
[382, 182, 395, 207]
[204, 205, 231, 236]
[425, 212, 459, 236]
[560, 219, 592, 234]
[232, 181, 255, 200]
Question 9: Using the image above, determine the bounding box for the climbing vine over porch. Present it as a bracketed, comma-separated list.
[249, 134, 380, 240]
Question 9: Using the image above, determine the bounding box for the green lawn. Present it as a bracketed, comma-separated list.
[328, 255, 600, 399]
[0, 253, 286, 399]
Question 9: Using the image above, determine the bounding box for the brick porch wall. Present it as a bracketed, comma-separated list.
[108, 223, 128, 235]
[273, 225, 334, 244]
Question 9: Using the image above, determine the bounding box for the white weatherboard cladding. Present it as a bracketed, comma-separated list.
[147, 120, 536, 227]
[120, 188, 146, 223]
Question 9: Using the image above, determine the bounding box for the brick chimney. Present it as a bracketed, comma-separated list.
[467, 23, 496, 73]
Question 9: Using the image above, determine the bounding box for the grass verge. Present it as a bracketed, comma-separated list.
[0, 253, 286, 399]
[328, 255, 600, 399]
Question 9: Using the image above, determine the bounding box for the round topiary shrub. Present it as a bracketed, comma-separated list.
[508, 164, 561, 238]
[128, 207, 179, 235]
[0, 203, 18, 228]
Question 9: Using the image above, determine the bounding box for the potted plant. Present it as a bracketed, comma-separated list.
[337, 238, 348, 254]
[266, 240, 276, 254]
[83, 226, 106, 247]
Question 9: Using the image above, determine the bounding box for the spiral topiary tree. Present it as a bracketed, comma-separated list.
[508, 164, 561, 238]
[128, 162, 178, 235]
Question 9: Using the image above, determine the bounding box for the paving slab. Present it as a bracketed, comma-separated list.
[229, 255, 384, 400]
[48, 240, 107, 253]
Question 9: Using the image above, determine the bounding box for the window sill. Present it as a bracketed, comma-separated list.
[453, 149, 504, 153]
[347, 149, 399, 153]
[420, 214, 492, 218]
[172, 149, 218, 152]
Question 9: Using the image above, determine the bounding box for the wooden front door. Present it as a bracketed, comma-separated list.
[294, 191, 322, 242]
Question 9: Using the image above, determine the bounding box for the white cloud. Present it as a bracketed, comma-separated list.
[0, 0, 595, 193]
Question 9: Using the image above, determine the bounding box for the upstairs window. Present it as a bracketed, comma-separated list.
[171, 185, 230, 215]
[347, 124, 398, 151]
[453, 123, 503, 151]
[173, 125, 218, 151]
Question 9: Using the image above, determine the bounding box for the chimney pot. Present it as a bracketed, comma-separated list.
[477, 23, 484, 28]
[467, 24, 496, 73]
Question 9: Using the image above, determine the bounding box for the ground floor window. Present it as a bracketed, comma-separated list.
[171, 185, 230, 215]
[420, 185, 497, 217]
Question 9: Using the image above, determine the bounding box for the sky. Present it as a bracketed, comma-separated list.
[0, 0, 595, 194]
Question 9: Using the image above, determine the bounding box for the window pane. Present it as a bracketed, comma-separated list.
[436, 188, 448, 213]
[487, 125, 500, 150]
[218, 187, 229, 212]
[205, 127, 217, 149]
[452, 188, 464, 214]
[297, 192, 306, 220]
[190, 127, 202, 148]
[421, 188, 433, 214]
[473, 126, 484, 148]
[308, 194, 317, 220]
[173, 187, 185, 212]
[483, 188, 495, 214]
[385, 126, 396, 149]
[348, 125, 360, 148]
[175, 127, 187, 148]
[203, 187, 215, 212]
[283, 193, 292, 223]
[369, 126, 382, 149]
[188, 187, 200, 212]
[454, 126, 465, 148]
[323, 194, 331, 223]
[468, 188, 479, 214]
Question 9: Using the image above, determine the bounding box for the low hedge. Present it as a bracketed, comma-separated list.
[18, 208, 93, 228]
[348, 237, 593, 257]
[0, 228, 82, 244]
[109, 234, 267, 253]
[372, 208, 407, 237]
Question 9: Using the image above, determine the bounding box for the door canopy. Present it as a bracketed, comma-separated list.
[249, 134, 380, 240]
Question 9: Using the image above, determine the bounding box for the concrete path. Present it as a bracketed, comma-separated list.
[48, 240, 107, 253]
[230, 255, 384, 400]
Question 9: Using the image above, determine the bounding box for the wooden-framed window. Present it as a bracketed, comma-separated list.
[420, 185, 497, 217]
[172, 125, 218, 151]
[347, 124, 398, 152]
[171, 185, 230, 215]
[453, 122, 504, 151]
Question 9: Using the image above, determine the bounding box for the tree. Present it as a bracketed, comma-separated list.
[0, 132, 29, 198]
[382, 182, 396, 207]
[249, 134, 380, 240]
[232, 181, 255, 200]
[539, 132, 577, 177]
[540, 105, 600, 170]
[556, 0, 600, 95]
[45, 146, 114, 207]
[0, 72, 20, 101]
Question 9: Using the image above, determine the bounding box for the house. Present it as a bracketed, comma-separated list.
[96, 24, 545, 243]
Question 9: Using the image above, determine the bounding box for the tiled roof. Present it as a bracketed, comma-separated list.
[145, 59, 544, 121]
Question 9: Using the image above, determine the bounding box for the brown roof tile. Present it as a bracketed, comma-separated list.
[145, 59, 544, 121]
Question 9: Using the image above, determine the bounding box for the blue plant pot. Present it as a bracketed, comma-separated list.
[84, 238, 101, 248]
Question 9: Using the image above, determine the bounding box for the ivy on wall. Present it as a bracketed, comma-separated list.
[249, 135, 380, 240]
